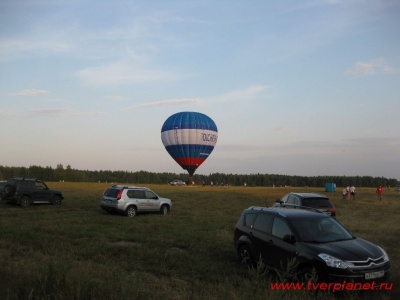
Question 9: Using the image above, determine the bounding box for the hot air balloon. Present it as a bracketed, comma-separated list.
[161, 111, 218, 176]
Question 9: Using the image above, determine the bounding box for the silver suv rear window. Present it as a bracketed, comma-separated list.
[104, 188, 120, 198]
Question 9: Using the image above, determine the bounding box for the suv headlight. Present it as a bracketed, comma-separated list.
[318, 253, 354, 269]
[378, 246, 389, 262]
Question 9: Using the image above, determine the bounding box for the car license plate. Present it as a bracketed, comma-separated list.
[365, 271, 384, 280]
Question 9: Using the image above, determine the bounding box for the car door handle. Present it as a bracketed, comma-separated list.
[267, 239, 273, 245]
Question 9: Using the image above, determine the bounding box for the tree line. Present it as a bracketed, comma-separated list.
[0, 164, 397, 188]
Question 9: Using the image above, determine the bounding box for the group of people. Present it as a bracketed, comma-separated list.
[342, 185, 356, 201]
[342, 185, 384, 201]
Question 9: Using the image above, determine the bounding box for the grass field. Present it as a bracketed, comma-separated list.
[0, 183, 398, 299]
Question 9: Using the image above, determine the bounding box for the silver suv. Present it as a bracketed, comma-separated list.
[101, 185, 172, 217]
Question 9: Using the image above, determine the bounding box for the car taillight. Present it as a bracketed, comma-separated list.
[116, 189, 124, 200]
[328, 208, 336, 214]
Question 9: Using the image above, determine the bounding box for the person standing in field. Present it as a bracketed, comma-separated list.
[342, 187, 347, 201]
[346, 186, 350, 200]
[350, 185, 356, 200]
[376, 185, 383, 201]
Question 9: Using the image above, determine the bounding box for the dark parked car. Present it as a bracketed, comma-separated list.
[0, 181, 6, 200]
[274, 192, 336, 217]
[234, 206, 390, 285]
[1, 177, 64, 207]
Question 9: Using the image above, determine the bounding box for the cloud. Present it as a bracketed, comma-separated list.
[211, 84, 269, 103]
[123, 84, 268, 111]
[122, 84, 269, 112]
[13, 89, 51, 96]
[0, 110, 13, 119]
[0, 38, 72, 61]
[103, 95, 128, 102]
[218, 137, 400, 157]
[28, 108, 103, 117]
[345, 58, 398, 77]
[125, 98, 202, 110]
[76, 62, 177, 86]
[48, 98, 63, 103]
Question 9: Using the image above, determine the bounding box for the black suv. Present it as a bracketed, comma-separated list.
[0, 181, 6, 199]
[274, 192, 336, 217]
[234, 207, 390, 285]
[1, 177, 64, 207]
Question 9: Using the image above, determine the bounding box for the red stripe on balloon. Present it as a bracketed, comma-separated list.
[174, 157, 206, 166]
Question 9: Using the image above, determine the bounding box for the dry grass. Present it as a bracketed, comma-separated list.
[0, 183, 398, 299]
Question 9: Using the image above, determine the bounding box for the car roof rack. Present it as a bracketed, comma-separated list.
[111, 185, 147, 189]
[248, 206, 270, 211]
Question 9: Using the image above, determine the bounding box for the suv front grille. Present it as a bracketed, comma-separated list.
[349, 256, 386, 269]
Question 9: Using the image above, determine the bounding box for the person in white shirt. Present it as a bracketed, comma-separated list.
[350, 185, 356, 200]
[342, 188, 347, 201]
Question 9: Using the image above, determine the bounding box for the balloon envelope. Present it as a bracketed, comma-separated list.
[161, 111, 218, 176]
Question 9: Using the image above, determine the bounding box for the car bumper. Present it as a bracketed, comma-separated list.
[100, 204, 121, 213]
[319, 263, 391, 286]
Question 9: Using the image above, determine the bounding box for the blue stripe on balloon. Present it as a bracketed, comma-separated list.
[161, 111, 218, 132]
[165, 144, 215, 158]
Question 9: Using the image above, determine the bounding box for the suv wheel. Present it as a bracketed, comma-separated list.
[126, 206, 137, 217]
[20, 196, 31, 208]
[4, 184, 16, 197]
[160, 205, 169, 215]
[238, 245, 254, 267]
[52, 195, 62, 205]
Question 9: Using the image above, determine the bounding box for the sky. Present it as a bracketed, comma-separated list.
[0, 0, 399, 180]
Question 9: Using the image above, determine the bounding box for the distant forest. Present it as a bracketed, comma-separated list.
[0, 164, 397, 188]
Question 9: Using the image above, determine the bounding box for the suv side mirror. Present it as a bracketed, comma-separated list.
[283, 234, 296, 244]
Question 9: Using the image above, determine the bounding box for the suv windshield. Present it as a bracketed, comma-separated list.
[291, 217, 353, 243]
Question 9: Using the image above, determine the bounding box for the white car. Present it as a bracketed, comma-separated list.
[170, 180, 186, 186]
[101, 185, 172, 217]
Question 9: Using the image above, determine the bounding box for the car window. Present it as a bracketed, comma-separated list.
[252, 214, 273, 233]
[302, 198, 333, 208]
[286, 196, 300, 205]
[281, 194, 289, 202]
[272, 218, 292, 239]
[127, 190, 145, 199]
[35, 181, 46, 190]
[7, 179, 18, 185]
[286, 196, 294, 204]
[19, 181, 34, 189]
[244, 213, 257, 228]
[294, 219, 321, 241]
[104, 188, 120, 197]
[145, 191, 158, 200]
[291, 217, 352, 242]
[319, 219, 342, 235]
